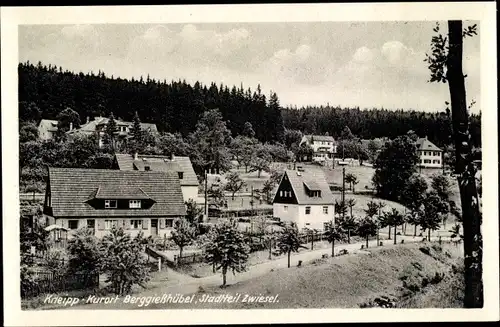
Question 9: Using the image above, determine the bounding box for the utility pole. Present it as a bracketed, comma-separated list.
[342, 166, 346, 222]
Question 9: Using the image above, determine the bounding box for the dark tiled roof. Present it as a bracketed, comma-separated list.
[416, 137, 442, 152]
[48, 168, 186, 217]
[94, 186, 151, 199]
[304, 135, 335, 142]
[282, 169, 334, 205]
[115, 154, 199, 187]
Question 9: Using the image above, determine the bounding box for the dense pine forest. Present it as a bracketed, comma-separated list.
[18, 62, 285, 143]
[282, 105, 481, 148]
[19, 61, 481, 148]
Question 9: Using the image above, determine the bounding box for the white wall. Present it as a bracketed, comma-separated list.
[273, 203, 334, 230]
[58, 218, 176, 239]
[181, 186, 199, 203]
[418, 150, 442, 168]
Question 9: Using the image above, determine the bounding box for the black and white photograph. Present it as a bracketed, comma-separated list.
[2, 3, 498, 326]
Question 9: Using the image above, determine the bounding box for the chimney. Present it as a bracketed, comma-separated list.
[134, 152, 138, 161]
[69, 122, 73, 131]
[86, 116, 90, 124]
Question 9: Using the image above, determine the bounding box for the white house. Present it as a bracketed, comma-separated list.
[114, 153, 199, 203]
[416, 137, 443, 168]
[299, 135, 337, 163]
[272, 168, 335, 231]
[37, 119, 59, 140]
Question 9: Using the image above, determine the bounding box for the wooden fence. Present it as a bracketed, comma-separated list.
[22, 271, 99, 298]
[173, 251, 205, 265]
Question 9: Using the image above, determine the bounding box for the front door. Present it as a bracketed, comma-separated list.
[151, 219, 158, 236]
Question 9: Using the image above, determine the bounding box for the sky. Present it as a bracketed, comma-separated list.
[18, 21, 481, 112]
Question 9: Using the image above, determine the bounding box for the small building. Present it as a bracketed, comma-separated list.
[43, 168, 186, 239]
[299, 135, 337, 163]
[114, 153, 199, 203]
[67, 116, 158, 147]
[272, 169, 335, 230]
[37, 119, 59, 140]
[416, 137, 443, 168]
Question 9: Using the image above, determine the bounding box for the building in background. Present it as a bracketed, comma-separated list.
[416, 137, 443, 168]
[114, 153, 199, 203]
[37, 119, 59, 140]
[299, 134, 337, 163]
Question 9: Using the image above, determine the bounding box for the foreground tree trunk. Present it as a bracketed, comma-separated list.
[331, 238, 335, 257]
[222, 266, 227, 287]
[394, 225, 397, 245]
[414, 224, 417, 237]
[447, 20, 483, 308]
[388, 226, 392, 239]
[287, 251, 291, 268]
[365, 236, 369, 248]
[428, 229, 431, 242]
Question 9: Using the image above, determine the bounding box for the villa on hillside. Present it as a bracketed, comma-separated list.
[68, 116, 158, 147]
[416, 137, 443, 168]
[299, 134, 337, 163]
[38, 119, 59, 140]
[43, 168, 186, 239]
[113, 153, 199, 203]
[272, 168, 335, 231]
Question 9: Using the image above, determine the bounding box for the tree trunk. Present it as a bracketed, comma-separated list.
[376, 228, 379, 245]
[268, 239, 272, 260]
[222, 266, 227, 286]
[394, 225, 397, 245]
[311, 232, 314, 250]
[447, 20, 483, 308]
[179, 246, 183, 259]
[365, 236, 369, 248]
[332, 238, 335, 257]
[414, 224, 417, 237]
[212, 261, 216, 273]
[287, 251, 291, 268]
[428, 229, 431, 242]
[347, 229, 351, 244]
[388, 226, 392, 239]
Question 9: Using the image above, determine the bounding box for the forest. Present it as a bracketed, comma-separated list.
[282, 105, 481, 148]
[18, 62, 285, 143]
[19, 61, 481, 149]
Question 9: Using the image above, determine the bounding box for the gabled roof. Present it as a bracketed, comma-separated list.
[304, 135, 335, 142]
[69, 117, 158, 134]
[278, 169, 334, 205]
[114, 153, 199, 187]
[47, 168, 186, 217]
[416, 137, 442, 152]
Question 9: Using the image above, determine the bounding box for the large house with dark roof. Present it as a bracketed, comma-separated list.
[299, 134, 337, 163]
[114, 153, 199, 203]
[272, 168, 335, 230]
[416, 137, 443, 168]
[43, 168, 186, 238]
[67, 116, 158, 147]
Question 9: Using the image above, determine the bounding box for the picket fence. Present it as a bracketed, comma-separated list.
[22, 271, 99, 298]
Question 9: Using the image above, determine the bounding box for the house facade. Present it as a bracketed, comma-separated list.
[67, 116, 158, 147]
[114, 153, 199, 203]
[299, 135, 337, 163]
[38, 119, 59, 140]
[272, 169, 335, 231]
[416, 137, 443, 168]
[43, 168, 186, 239]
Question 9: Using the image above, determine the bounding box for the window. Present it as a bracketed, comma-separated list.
[105, 200, 117, 208]
[104, 220, 116, 230]
[120, 126, 128, 132]
[436, 160, 441, 165]
[68, 220, 78, 230]
[131, 220, 142, 229]
[424, 159, 431, 164]
[280, 191, 283, 197]
[284, 205, 288, 212]
[129, 200, 141, 209]
[165, 219, 174, 228]
[178, 172, 184, 179]
[87, 220, 95, 229]
[305, 206, 311, 215]
[323, 206, 328, 214]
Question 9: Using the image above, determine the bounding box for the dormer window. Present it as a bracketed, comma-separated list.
[105, 200, 117, 208]
[178, 172, 184, 179]
[129, 200, 141, 209]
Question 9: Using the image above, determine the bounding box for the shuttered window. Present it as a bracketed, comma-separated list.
[131, 220, 142, 229]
